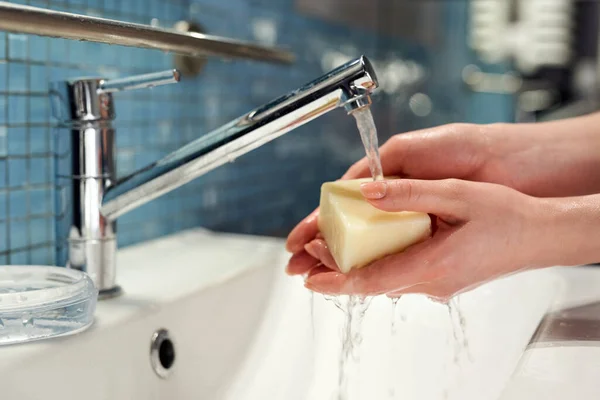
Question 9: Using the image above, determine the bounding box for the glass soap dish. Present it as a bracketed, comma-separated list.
[0, 266, 97, 346]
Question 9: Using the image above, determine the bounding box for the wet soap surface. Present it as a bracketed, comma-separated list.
[318, 178, 432, 273]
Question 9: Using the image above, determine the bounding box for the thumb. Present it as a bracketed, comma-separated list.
[360, 178, 471, 218]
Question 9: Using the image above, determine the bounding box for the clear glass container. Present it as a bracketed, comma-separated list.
[0, 266, 97, 346]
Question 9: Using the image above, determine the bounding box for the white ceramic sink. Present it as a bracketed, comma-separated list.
[0, 229, 566, 399]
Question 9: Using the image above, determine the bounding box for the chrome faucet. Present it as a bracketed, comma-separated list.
[50, 56, 378, 298]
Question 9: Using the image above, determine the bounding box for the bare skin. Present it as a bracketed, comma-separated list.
[286, 114, 600, 300]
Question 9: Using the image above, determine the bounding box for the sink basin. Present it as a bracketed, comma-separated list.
[499, 267, 600, 400]
[0, 229, 562, 400]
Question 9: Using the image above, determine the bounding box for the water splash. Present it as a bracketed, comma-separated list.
[352, 107, 383, 181]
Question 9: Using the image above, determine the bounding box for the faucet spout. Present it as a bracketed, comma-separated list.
[100, 56, 378, 220]
[52, 56, 378, 296]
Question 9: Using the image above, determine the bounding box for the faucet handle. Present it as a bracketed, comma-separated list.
[98, 69, 181, 94]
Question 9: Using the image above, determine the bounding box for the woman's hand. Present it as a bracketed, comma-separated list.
[292, 178, 555, 300]
[288, 115, 600, 254]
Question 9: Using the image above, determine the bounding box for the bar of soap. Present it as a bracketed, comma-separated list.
[318, 178, 431, 274]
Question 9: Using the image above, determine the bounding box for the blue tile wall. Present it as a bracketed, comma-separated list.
[0, 0, 514, 265]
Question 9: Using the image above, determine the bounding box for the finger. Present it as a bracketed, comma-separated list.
[304, 270, 345, 294]
[386, 283, 428, 298]
[305, 230, 452, 295]
[304, 239, 340, 272]
[345, 125, 484, 181]
[386, 282, 455, 301]
[386, 290, 403, 299]
[360, 178, 471, 218]
[286, 250, 319, 275]
[286, 208, 320, 253]
[307, 265, 334, 278]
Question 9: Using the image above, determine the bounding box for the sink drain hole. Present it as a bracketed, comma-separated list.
[151, 329, 175, 378]
[159, 337, 175, 369]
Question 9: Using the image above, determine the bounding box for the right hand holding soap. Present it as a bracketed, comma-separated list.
[318, 178, 431, 274]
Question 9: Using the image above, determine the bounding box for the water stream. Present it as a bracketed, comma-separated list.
[351, 107, 384, 181]
[324, 106, 470, 399]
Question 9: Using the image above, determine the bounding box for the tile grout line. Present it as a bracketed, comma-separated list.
[25, 0, 32, 264]
[4, 28, 10, 264]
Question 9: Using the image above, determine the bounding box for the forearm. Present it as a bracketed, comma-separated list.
[534, 194, 600, 267]
[486, 112, 600, 197]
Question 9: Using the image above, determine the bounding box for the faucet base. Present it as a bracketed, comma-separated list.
[98, 285, 123, 300]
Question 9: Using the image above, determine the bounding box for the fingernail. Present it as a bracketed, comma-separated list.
[360, 181, 387, 200]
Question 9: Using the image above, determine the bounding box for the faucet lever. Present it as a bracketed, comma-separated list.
[98, 69, 181, 94]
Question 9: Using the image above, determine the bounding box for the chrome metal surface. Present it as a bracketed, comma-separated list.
[150, 329, 175, 379]
[55, 124, 118, 293]
[101, 56, 378, 220]
[0, 2, 294, 64]
[50, 70, 179, 124]
[53, 71, 181, 295]
[97, 285, 123, 301]
[53, 56, 378, 296]
[530, 301, 600, 346]
[98, 70, 181, 94]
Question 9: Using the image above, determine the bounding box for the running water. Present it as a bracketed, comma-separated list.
[388, 297, 401, 399]
[352, 107, 384, 181]
[317, 107, 383, 399]
[446, 297, 471, 364]
[323, 295, 372, 400]
[390, 297, 400, 336]
[320, 106, 382, 399]
[310, 292, 316, 341]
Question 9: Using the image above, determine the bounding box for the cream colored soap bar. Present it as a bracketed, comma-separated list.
[318, 178, 431, 274]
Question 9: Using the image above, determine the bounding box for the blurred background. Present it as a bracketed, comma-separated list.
[0, 0, 596, 265]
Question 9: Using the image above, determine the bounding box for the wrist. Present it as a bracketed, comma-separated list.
[483, 116, 600, 197]
[531, 195, 600, 267]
